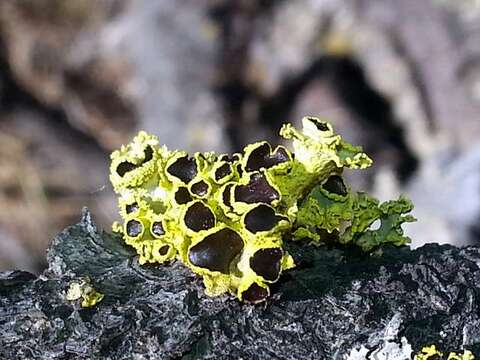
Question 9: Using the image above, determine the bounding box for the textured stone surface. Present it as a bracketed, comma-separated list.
[1, 209, 479, 359]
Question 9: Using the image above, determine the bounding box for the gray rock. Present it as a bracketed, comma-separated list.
[1, 209, 479, 359]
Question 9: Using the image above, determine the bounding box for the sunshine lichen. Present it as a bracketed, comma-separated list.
[66, 278, 104, 308]
[414, 344, 475, 360]
[109, 116, 415, 302]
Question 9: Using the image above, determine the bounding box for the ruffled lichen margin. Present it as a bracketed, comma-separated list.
[109, 116, 415, 302]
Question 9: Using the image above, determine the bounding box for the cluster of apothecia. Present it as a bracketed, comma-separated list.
[110, 117, 414, 302]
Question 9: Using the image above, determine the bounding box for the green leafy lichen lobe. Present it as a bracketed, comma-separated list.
[109, 116, 415, 302]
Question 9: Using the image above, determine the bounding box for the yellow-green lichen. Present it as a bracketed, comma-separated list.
[294, 186, 416, 251]
[109, 116, 414, 302]
[66, 278, 104, 308]
[414, 345, 475, 360]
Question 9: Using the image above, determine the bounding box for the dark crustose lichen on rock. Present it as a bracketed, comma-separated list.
[0, 209, 479, 359]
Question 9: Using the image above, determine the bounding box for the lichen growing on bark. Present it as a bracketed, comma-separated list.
[109, 116, 415, 302]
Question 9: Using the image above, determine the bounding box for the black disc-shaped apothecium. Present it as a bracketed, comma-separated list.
[322, 175, 348, 196]
[307, 117, 329, 131]
[250, 248, 283, 281]
[219, 154, 240, 162]
[184, 202, 216, 232]
[236, 164, 243, 177]
[244, 205, 281, 233]
[234, 173, 279, 204]
[188, 228, 244, 273]
[222, 184, 233, 209]
[126, 219, 143, 237]
[191, 181, 209, 197]
[167, 156, 198, 184]
[245, 142, 290, 172]
[151, 221, 165, 237]
[242, 283, 269, 303]
[117, 146, 154, 177]
[159, 245, 169, 256]
[126, 202, 139, 214]
[117, 161, 137, 177]
[215, 163, 232, 181]
[175, 187, 193, 204]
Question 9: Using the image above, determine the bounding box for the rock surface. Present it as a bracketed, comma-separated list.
[1, 209, 479, 359]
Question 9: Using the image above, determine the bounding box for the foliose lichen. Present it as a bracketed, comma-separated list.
[414, 345, 475, 360]
[109, 116, 415, 302]
[66, 278, 104, 308]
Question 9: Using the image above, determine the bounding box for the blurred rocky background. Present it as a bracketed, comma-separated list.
[1, 0, 480, 273]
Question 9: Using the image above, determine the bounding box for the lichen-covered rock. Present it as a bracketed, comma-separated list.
[0, 209, 478, 359]
[414, 345, 474, 360]
[109, 117, 415, 302]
